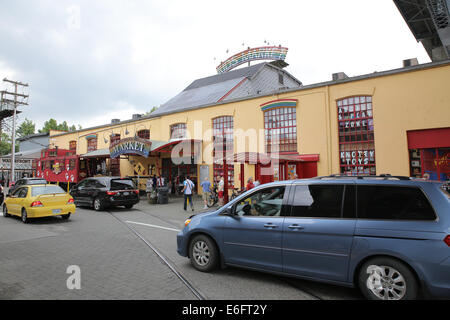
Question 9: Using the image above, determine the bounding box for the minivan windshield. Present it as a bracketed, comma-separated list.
[32, 185, 66, 196]
[110, 179, 135, 190]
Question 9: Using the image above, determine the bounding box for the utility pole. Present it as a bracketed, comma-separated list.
[1, 78, 28, 186]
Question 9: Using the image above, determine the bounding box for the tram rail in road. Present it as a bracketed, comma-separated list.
[106, 209, 207, 300]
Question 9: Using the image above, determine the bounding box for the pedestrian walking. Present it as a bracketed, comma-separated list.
[146, 178, 153, 200]
[217, 175, 224, 206]
[246, 177, 255, 191]
[0, 183, 4, 206]
[157, 175, 164, 188]
[200, 177, 212, 209]
[182, 175, 195, 211]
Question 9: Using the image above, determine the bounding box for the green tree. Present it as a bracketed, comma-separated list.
[39, 118, 58, 133]
[39, 119, 81, 133]
[145, 106, 159, 115]
[0, 133, 18, 156]
[17, 118, 36, 138]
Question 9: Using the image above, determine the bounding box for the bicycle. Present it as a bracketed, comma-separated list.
[207, 186, 219, 208]
[230, 187, 245, 201]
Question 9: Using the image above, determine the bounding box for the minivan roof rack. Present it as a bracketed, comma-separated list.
[316, 174, 411, 181]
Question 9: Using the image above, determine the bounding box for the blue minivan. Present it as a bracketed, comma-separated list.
[177, 175, 450, 300]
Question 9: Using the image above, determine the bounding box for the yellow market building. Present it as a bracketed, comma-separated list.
[44, 58, 450, 197]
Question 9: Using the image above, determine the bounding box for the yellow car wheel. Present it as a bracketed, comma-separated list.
[21, 208, 28, 224]
[2, 204, 9, 218]
[61, 213, 71, 220]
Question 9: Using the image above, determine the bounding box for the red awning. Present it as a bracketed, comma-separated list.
[407, 127, 450, 149]
[151, 139, 202, 153]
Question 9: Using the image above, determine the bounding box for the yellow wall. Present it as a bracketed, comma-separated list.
[49, 62, 450, 187]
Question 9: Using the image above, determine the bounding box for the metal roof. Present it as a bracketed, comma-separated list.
[151, 62, 302, 117]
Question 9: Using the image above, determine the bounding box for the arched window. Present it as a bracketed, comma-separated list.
[86, 136, 97, 152]
[213, 116, 234, 187]
[337, 96, 376, 175]
[170, 123, 186, 140]
[264, 107, 297, 153]
[137, 129, 150, 140]
[69, 140, 77, 151]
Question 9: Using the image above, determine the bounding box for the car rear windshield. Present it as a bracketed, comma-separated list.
[27, 179, 47, 185]
[32, 185, 66, 196]
[110, 179, 135, 190]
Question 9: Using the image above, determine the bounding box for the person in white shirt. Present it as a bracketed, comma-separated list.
[218, 176, 224, 206]
[157, 176, 165, 188]
[181, 176, 195, 211]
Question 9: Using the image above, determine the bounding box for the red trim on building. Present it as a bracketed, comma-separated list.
[260, 98, 298, 107]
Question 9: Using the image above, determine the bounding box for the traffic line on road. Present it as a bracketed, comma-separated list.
[125, 220, 181, 232]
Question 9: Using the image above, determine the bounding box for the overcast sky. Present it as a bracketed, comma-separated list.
[0, 0, 430, 131]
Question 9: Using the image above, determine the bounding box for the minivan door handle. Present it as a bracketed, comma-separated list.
[288, 224, 304, 230]
[263, 223, 278, 229]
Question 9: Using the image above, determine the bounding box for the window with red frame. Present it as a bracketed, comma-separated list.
[264, 107, 297, 153]
[337, 96, 376, 175]
[110, 133, 120, 145]
[87, 137, 97, 152]
[137, 129, 150, 140]
[69, 140, 77, 151]
[213, 116, 234, 187]
[170, 123, 186, 140]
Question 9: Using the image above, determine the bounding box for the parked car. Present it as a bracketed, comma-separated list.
[70, 177, 140, 211]
[3, 184, 75, 223]
[8, 178, 48, 195]
[177, 175, 450, 300]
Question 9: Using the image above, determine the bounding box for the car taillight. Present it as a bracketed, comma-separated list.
[133, 190, 139, 195]
[444, 235, 450, 247]
[106, 191, 118, 196]
[31, 201, 43, 207]
[67, 198, 74, 204]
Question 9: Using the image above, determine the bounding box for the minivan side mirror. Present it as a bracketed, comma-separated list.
[222, 206, 234, 216]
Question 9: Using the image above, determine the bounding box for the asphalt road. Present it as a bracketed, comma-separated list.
[0, 196, 363, 300]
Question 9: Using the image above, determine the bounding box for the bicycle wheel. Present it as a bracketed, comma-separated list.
[207, 194, 216, 207]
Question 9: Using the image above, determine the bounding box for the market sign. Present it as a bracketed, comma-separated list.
[216, 46, 288, 74]
[109, 137, 152, 159]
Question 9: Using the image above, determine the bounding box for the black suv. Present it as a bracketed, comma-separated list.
[70, 177, 140, 210]
[8, 178, 48, 195]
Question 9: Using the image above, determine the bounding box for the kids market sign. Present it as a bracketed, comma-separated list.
[109, 137, 152, 159]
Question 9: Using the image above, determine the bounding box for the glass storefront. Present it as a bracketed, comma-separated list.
[409, 147, 449, 181]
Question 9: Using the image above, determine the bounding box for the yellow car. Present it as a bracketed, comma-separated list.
[3, 184, 76, 223]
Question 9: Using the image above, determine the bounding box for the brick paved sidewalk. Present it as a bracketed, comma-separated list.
[0, 204, 198, 300]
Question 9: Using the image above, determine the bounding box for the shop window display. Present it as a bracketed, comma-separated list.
[213, 116, 234, 187]
[337, 96, 376, 175]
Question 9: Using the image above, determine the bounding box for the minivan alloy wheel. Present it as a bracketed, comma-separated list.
[193, 240, 210, 266]
[189, 234, 219, 272]
[366, 265, 407, 300]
